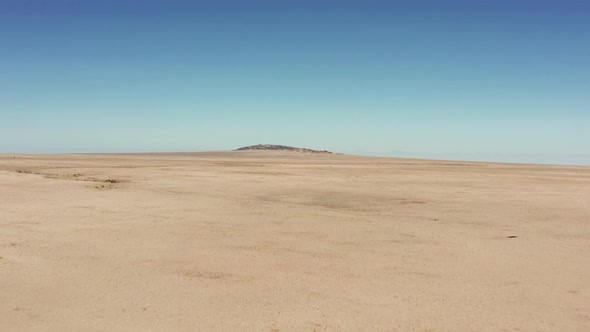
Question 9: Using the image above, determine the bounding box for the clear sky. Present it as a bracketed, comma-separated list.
[1, 0, 589, 165]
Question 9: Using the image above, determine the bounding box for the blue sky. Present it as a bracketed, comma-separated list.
[1, 0, 589, 165]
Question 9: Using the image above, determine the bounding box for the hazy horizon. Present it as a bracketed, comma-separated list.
[1, 0, 589, 165]
[3, 147, 589, 167]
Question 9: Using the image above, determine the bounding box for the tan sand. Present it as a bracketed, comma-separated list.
[1, 151, 589, 331]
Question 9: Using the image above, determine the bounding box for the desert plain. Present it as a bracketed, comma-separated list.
[1, 151, 589, 331]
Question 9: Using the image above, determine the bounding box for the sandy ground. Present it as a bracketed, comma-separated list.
[1, 151, 589, 331]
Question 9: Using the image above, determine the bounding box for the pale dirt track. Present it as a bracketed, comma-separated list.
[1, 151, 589, 331]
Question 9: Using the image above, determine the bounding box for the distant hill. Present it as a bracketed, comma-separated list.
[235, 144, 332, 154]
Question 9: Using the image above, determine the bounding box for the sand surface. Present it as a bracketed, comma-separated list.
[1, 151, 589, 331]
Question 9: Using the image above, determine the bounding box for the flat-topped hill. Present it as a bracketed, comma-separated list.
[235, 144, 332, 154]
